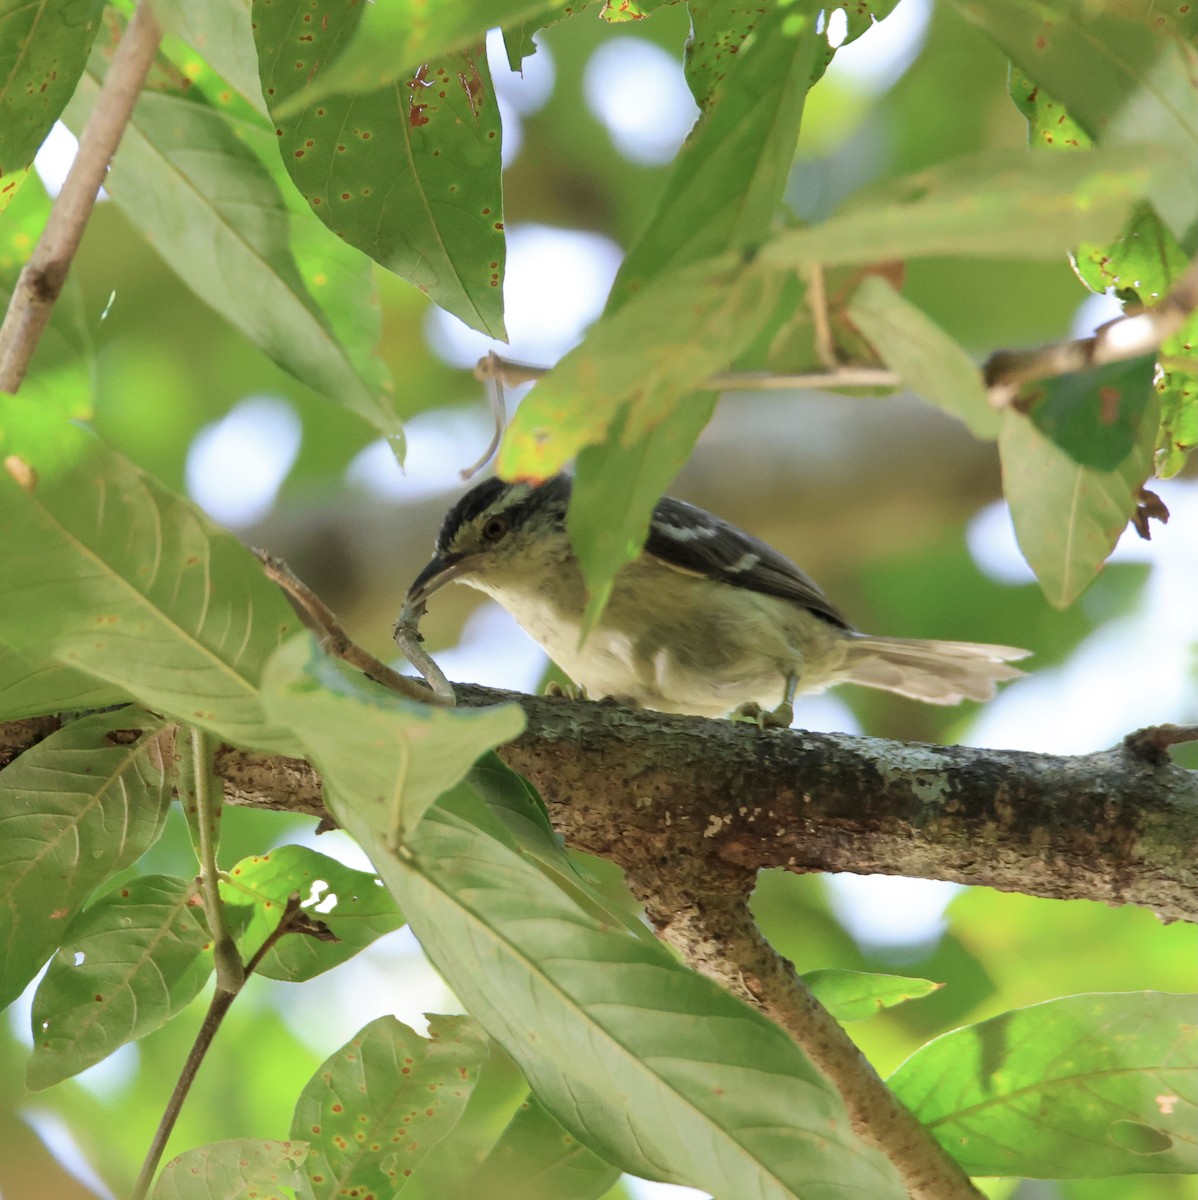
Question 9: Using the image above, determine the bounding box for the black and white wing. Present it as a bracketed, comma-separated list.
[644, 495, 852, 630]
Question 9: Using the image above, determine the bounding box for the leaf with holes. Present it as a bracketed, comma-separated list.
[0, 708, 172, 1012]
[27, 875, 212, 1090]
[291, 1014, 487, 1198]
[999, 391, 1158, 608]
[254, 0, 506, 338]
[153, 1139, 309, 1200]
[890, 991, 1198, 1177]
[220, 844, 404, 982]
[0, 430, 303, 752]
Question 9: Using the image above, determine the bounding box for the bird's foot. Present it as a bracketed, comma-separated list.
[544, 680, 588, 702]
[731, 700, 794, 730]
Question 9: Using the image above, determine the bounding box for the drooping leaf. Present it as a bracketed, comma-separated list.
[465, 1093, 620, 1200]
[254, 1, 506, 338]
[889, 991, 1198, 1177]
[64, 52, 398, 439]
[1025, 355, 1157, 471]
[759, 145, 1165, 269]
[336, 779, 906, 1198]
[220, 844, 404, 982]
[0, 708, 172, 1012]
[153, 1139, 309, 1200]
[999, 390, 1159, 608]
[291, 1014, 487, 1198]
[261, 636, 525, 846]
[803, 969, 942, 1023]
[846, 274, 997, 439]
[0, 430, 303, 753]
[26, 874, 213, 1090]
[0, 0, 104, 211]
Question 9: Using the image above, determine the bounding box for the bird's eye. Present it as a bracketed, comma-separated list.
[481, 514, 510, 542]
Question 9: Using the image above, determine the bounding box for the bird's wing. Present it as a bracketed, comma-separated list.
[643, 495, 851, 629]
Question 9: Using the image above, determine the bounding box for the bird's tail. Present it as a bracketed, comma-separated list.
[840, 636, 1030, 705]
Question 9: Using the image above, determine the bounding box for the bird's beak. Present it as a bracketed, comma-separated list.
[402, 552, 479, 618]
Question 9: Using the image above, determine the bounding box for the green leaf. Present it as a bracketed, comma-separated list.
[153, 1138, 309, 1200]
[949, 0, 1198, 237]
[759, 145, 1165, 269]
[499, 255, 781, 480]
[220, 844, 404, 982]
[64, 57, 398, 439]
[0, 431, 303, 752]
[0, 708, 172, 1012]
[608, 1, 819, 311]
[0, 0, 104, 209]
[0, 641, 128, 720]
[291, 1014, 487, 1198]
[466, 1093, 620, 1200]
[254, 1, 506, 338]
[570, 398, 717, 635]
[999, 389, 1158, 607]
[261, 636, 525, 845]
[802, 969, 942, 1023]
[1026, 355, 1157, 471]
[1009, 65, 1092, 152]
[845, 274, 997, 439]
[1157, 328, 1198, 478]
[26, 874, 212, 1090]
[889, 991, 1198, 1177]
[338, 781, 906, 1198]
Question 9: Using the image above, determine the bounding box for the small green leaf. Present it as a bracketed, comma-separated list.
[889, 991, 1198, 1177]
[846, 274, 997, 439]
[760, 145, 1165, 269]
[999, 390, 1158, 608]
[153, 1138, 309, 1200]
[0, 0, 104, 209]
[27, 875, 212, 1090]
[803, 969, 942, 1023]
[0, 709, 172, 1012]
[261, 637, 525, 846]
[291, 1014, 487, 1198]
[221, 844, 404, 982]
[0, 430, 304, 752]
[1026, 355, 1156, 471]
[1008, 65, 1092, 152]
[466, 1093, 620, 1200]
[255, 1, 506, 338]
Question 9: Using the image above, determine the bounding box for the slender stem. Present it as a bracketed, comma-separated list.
[0, 2, 162, 393]
[130, 894, 305, 1200]
[807, 263, 839, 371]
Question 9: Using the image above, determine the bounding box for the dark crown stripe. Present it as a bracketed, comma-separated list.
[435, 474, 573, 552]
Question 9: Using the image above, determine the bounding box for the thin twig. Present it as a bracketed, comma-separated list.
[807, 263, 839, 371]
[984, 253, 1198, 406]
[460, 350, 509, 479]
[394, 597, 455, 702]
[130, 893, 306, 1200]
[0, 2, 162, 393]
[1123, 722, 1198, 759]
[254, 548, 452, 705]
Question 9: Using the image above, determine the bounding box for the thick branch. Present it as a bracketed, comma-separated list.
[0, 2, 162, 393]
[6, 691, 1193, 920]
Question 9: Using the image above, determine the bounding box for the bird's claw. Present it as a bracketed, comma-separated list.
[731, 700, 794, 730]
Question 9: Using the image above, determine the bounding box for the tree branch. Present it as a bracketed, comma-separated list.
[0, 2, 162, 394]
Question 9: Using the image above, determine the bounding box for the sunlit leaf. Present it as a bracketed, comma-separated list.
[804, 969, 942, 1023]
[889, 991, 1198, 1177]
[153, 1138, 309, 1200]
[999, 391, 1158, 608]
[221, 844, 404, 982]
[337, 780, 906, 1198]
[27, 874, 212, 1090]
[1009, 66, 1092, 153]
[760, 145, 1165, 269]
[0, 429, 303, 752]
[261, 636, 525, 845]
[291, 1014, 487, 1198]
[255, 1, 506, 338]
[846, 274, 997, 439]
[0, 0, 104, 210]
[0, 708, 172, 1012]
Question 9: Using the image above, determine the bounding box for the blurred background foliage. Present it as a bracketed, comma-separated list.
[1, 1, 1196, 1198]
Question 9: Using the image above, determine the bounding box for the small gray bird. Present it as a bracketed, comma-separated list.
[404, 475, 1028, 726]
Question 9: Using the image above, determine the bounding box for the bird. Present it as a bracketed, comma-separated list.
[403, 474, 1029, 727]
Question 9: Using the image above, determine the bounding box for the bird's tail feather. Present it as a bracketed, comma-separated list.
[840, 636, 1029, 705]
